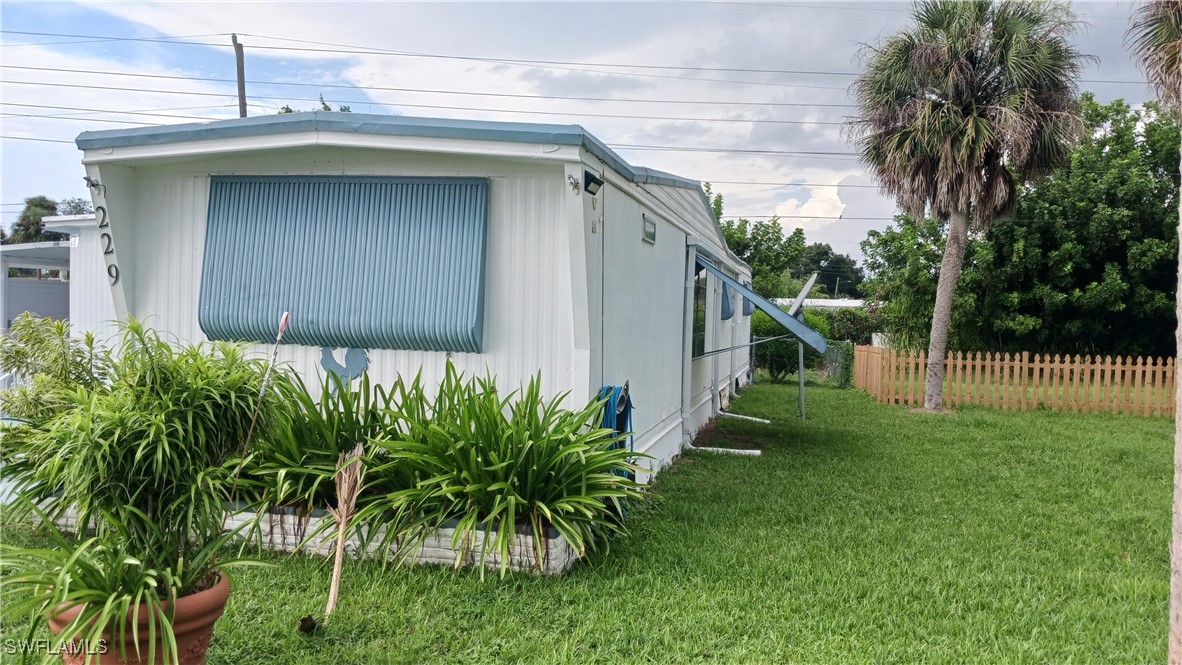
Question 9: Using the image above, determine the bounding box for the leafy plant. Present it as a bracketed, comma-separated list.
[0, 313, 111, 422]
[1, 502, 265, 665]
[248, 371, 401, 512]
[352, 363, 645, 576]
[0, 320, 290, 663]
[752, 309, 831, 380]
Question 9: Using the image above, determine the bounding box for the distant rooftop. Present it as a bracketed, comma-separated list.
[772, 298, 866, 310]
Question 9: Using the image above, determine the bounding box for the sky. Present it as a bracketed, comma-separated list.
[0, 1, 1155, 259]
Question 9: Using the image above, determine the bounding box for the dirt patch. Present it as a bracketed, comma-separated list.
[691, 421, 769, 451]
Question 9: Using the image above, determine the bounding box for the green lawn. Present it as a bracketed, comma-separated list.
[3, 383, 1171, 663]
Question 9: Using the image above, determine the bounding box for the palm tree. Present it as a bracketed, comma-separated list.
[7, 196, 66, 245]
[1127, 3, 1182, 661]
[849, 0, 1086, 410]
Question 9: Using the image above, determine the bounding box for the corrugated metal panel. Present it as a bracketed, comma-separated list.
[199, 176, 488, 353]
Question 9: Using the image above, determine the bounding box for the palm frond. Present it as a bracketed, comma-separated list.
[1127, 0, 1182, 112]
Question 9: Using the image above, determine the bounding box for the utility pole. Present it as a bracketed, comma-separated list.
[232, 34, 247, 118]
[834, 277, 840, 298]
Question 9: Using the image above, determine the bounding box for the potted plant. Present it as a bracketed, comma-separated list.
[0, 321, 292, 664]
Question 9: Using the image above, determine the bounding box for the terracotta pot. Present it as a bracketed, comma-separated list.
[47, 571, 230, 665]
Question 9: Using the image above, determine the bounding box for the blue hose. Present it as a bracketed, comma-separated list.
[598, 384, 633, 453]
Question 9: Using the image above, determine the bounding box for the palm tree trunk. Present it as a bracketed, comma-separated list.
[923, 208, 969, 411]
[1170, 130, 1182, 665]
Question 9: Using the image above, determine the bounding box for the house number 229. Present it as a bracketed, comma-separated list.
[96, 206, 119, 285]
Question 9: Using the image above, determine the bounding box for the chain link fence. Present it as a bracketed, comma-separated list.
[823, 340, 855, 388]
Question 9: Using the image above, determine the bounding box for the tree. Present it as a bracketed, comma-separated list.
[1127, 3, 1182, 660]
[702, 182, 724, 221]
[719, 218, 806, 298]
[861, 97, 1180, 359]
[861, 214, 956, 349]
[849, 0, 1086, 410]
[6, 196, 67, 245]
[57, 197, 93, 216]
[279, 94, 351, 114]
[796, 243, 864, 298]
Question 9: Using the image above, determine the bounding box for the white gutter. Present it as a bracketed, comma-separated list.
[681, 236, 698, 448]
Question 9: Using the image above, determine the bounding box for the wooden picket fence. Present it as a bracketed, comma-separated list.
[853, 346, 1176, 417]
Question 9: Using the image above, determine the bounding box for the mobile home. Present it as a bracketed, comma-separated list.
[67, 113, 825, 478]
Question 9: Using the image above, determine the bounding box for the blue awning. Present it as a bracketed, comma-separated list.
[721, 283, 735, 320]
[696, 257, 827, 354]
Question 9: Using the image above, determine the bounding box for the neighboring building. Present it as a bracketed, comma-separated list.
[0, 241, 71, 332]
[66, 113, 825, 478]
[770, 298, 866, 311]
[801, 298, 865, 310]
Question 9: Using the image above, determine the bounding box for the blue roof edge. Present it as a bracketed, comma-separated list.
[75, 111, 706, 191]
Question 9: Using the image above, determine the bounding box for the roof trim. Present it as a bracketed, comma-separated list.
[0, 240, 71, 254]
[75, 112, 706, 191]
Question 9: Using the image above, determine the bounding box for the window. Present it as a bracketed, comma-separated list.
[692, 268, 707, 357]
[642, 214, 657, 244]
[199, 176, 489, 353]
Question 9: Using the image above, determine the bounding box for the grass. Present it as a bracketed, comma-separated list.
[2, 383, 1171, 663]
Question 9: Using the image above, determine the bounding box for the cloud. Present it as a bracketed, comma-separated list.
[0, 0, 1151, 254]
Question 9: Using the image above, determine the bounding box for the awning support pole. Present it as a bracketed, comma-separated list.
[798, 341, 806, 421]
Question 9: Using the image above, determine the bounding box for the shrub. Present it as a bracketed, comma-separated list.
[247, 371, 397, 512]
[346, 363, 645, 576]
[752, 309, 831, 380]
[0, 313, 111, 422]
[808, 307, 885, 346]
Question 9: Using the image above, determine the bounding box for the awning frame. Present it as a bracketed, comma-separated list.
[696, 257, 828, 354]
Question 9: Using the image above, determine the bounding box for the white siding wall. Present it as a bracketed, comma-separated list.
[91, 147, 582, 404]
[69, 226, 120, 342]
[597, 182, 686, 473]
[6, 279, 69, 325]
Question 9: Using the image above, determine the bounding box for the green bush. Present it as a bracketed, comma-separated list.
[247, 371, 399, 512]
[285, 363, 648, 576]
[807, 307, 885, 346]
[752, 309, 831, 380]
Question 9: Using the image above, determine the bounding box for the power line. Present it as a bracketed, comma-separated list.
[724, 214, 889, 219]
[0, 110, 860, 157]
[2, 65, 860, 109]
[614, 144, 858, 157]
[2, 78, 240, 99]
[0, 31, 230, 48]
[1, 136, 75, 144]
[240, 32, 862, 76]
[0, 30, 849, 91]
[239, 32, 1147, 85]
[0, 112, 174, 126]
[1, 80, 851, 127]
[708, 180, 879, 188]
[1, 102, 236, 121]
[0, 29, 1149, 86]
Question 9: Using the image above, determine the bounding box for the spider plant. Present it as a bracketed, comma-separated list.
[359, 363, 646, 576]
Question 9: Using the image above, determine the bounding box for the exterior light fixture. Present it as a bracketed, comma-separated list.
[584, 171, 604, 196]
